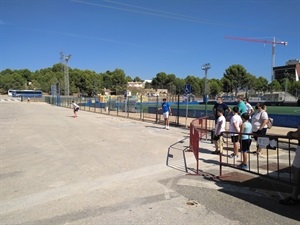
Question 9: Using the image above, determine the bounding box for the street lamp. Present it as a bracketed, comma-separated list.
[201, 63, 211, 116]
[60, 52, 71, 96]
[284, 70, 288, 101]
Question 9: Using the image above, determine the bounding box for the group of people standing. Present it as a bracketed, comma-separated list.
[212, 95, 270, 169]
[212, 96, 299, 205]
[71, 96, 299, 205]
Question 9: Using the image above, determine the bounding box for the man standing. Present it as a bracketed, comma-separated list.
[158, 98, 172, 130]
[212, 96, 231, 125]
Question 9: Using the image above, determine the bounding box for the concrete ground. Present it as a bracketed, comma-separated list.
[0, 97, 299, 225]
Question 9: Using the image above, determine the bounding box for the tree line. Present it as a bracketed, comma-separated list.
[0, 64, 299, 98]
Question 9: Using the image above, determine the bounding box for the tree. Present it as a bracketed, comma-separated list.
[125, 76, 132, 82]
[152, 72, 168, 89]
[70, 69, 100, 96]
[223, 64, 247, 96]
[0, 68, 13, 76]
[255, 76, 269, 95]
[110, 69, 128, 95]
[209, 79, 222, 98]
[28, 80, 42, 90]
[51, 63, 64, 73]
[243, 73, 256, 96]
[173, 78, 185, 95]
[2, 63, 297, 99]
[102, 72, 113, 90]
[0, 72, 26, 91]
[220, 77, 232, 94]
[269, 79, 282, 92]
[133, 76, 142, 82]
[292, 81, 300, 98]
[165, 74, 176, 84]
[18, 69, 32, 84]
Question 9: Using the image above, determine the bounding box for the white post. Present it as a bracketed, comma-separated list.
[185, 94, 189, 128]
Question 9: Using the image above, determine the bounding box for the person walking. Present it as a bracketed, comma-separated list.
[212, 108, 226, 154]
[251, 102, 269, 155]
[71, 100, 80, 118]
[228, 106, 243, 159]
[158, 98, 172, 130]
[279, 124, 300, 205]
[238, 113, 252, 170]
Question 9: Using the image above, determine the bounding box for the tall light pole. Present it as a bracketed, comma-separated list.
[284, 70, 288, 101]
[202, 63, 211, 116]
[60, 52, 71, 96]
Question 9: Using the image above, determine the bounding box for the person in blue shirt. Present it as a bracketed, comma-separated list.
[158, 98, 172, 130]
[238, 113, 252, 170]
[236, 95, 247, 116]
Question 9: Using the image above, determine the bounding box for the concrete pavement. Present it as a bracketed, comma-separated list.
[0, 99, 299, 225]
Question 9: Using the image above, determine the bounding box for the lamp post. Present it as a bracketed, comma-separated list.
[201, 63, 211, 116]
[60, 52, 71, 96]
[284, 70, 288, 101]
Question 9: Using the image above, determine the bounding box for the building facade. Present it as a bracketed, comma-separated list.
[273, 59, 300, 82]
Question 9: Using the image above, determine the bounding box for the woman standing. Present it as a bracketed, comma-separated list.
[251, 102, 269, 155]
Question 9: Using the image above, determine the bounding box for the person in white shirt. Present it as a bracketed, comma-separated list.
[251, 102, 269, 155]
[212, 108, 226, 154]
[229, 106, 243, 159]
[244, 98, 254, 119]
[71, 101, 80, 118]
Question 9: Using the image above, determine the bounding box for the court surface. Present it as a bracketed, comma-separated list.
[0, 100, 299, 225]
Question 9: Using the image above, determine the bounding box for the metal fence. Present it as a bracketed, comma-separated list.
[44, 95, 215, 127]
[219, 132, 298, 184]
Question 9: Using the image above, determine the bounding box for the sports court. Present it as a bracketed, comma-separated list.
[0, 99, 299, 224]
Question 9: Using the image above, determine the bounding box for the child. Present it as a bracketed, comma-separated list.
[71, 101, 80, 118]
[212, 108, 226, 154]
[239, 113, 252, 170]
[229, 106, 242, 159]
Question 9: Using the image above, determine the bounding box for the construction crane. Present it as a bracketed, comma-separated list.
[225, 36, 288, 81]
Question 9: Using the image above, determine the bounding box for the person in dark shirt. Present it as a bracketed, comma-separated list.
[212, 96, 231, 124]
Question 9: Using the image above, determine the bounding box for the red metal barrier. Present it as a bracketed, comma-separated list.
[189, 116, 209, 174]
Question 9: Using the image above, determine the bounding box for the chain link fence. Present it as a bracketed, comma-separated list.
[44, 94, 216, 128]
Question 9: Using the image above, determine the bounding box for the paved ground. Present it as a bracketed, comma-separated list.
[0, 98, 299, 225]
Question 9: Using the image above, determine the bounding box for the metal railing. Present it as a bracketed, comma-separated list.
[44, 95, 215, 127]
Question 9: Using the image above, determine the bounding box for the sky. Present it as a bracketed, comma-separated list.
[1, 0, 300, 81]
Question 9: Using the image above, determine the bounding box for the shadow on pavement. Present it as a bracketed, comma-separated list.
[145, 125, 165, 129]
[215, 171, 300, 221]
